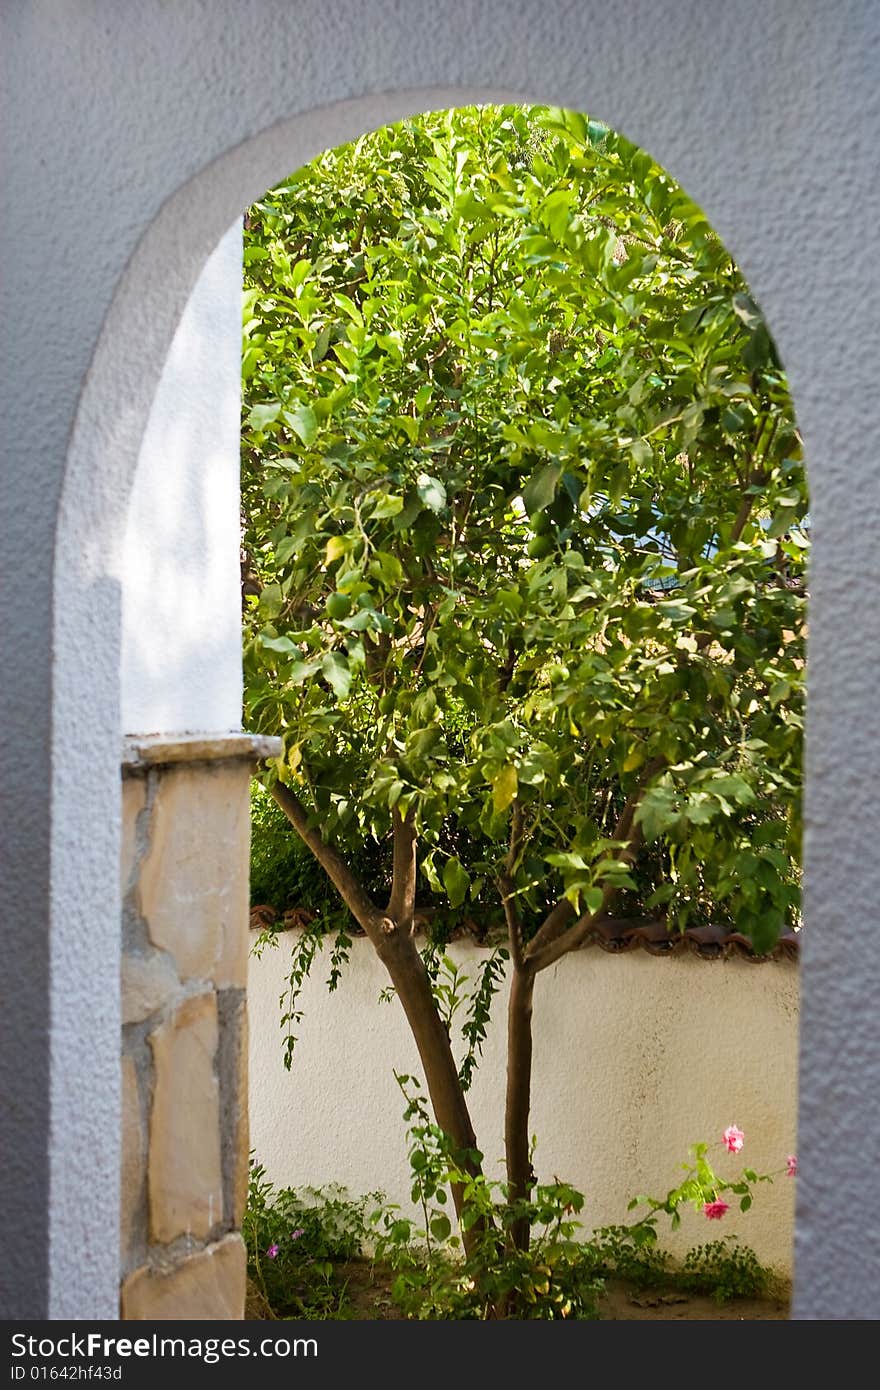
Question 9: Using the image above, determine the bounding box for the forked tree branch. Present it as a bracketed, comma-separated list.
[270, 780, 380, 937]
[520, 895, 575, 962]
[524, 758, 665, 973]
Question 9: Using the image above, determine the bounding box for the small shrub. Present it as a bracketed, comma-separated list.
[244, 1109, 784, 1319]
[582, 1221, 671, 1289]
[243, 1159, 380, 1319]
[680, 1237, 768, 1302]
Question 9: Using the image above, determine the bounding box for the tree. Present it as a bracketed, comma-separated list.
[241, 105, 806, 1258]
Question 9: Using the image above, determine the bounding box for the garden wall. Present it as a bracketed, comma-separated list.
[249, 933, 799, 1277]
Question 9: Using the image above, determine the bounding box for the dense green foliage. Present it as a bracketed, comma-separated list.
[242, 103, 805, 952]
[250, 781, 387, 917]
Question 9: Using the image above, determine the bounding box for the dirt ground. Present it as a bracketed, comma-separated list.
[596, 1277, 788, 1320]
[247, 1264, 790, 1321]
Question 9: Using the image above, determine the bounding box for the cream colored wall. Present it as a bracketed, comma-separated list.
[249, 934, 799, 1276]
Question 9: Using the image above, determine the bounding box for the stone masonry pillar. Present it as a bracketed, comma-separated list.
[119, 734, 279, 1319]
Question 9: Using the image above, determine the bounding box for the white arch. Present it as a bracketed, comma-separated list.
[2, 0, 878, 1319]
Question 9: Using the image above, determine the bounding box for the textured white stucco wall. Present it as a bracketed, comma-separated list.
[2, 0, 879, 1318]
[120, 222, 244, 737]
[249, 939, 799, 1276]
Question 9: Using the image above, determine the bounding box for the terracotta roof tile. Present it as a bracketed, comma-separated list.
[250, 905, 800, 962]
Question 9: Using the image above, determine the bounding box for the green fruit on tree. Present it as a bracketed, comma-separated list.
[325, 591, 353, 619]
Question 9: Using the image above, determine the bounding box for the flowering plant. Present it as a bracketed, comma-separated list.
[626, 1126, 797, 1231]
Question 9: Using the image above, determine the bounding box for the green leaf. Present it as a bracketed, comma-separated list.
[369, 493, 405, 520]
[259, 634, 298, 654]
[492, 763, 518, 813]
[635, 786, 679, 842]
[247, 401, 281, 432]
[368, 550, 404, 585]
[523, 463, 562, 513]
[658, 599, 696, 624]
[581, 887, 604, 915]
[629, 437, 652, 468]
[429, 1214, 452, 1241]
[325, 535, 349, 565]
[321, 651, 351, 699]
[416, 473, 447, 513]
[332, 291, 363, 326]
[443, 857, 470, 909]
[313, 323, 332, 362]
[744, 911, 784, 956]
[545, 851, 588, 871]
[287, 659, 320, 684]
[274, 535, 297, 565]
[257, 582, 282, 617]
[284, 404, 318, 445]
[732, 292, 763, 331]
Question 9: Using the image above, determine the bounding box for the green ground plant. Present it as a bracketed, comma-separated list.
[243, 1160, 380, 1319]
[679, 1238, 768, 1302]
[244, 1118, 781, 1320]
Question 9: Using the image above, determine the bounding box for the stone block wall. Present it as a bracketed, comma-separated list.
[119, 734, 278, 1319]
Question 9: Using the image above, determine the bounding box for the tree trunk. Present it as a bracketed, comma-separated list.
[269, 784, 487, 1253]
[505, 961, 535, 1254]
[376, 926, 480, 1162]
[375, 925, 485, 1251]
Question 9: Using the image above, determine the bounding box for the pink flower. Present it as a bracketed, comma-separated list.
[266, 1243, 280, 1259]
[722, 1125, 745, 1154]
[291, 1228, 305, 1241]
[786, 1154, 798, 1177]
[703, 1200, 730, 1220]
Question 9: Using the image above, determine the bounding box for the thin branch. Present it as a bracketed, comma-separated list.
[499, 801, 526, 970]
[520, 895, 575, 964]
[694, 432, 778, 652]
[499, 873, 525, 971]
[524, 758, 665, 972]
[729, 414, 779, 545]
[729, 467, 766, 547]
[506, 800, 525, 874]
[388, 807, 418, 928]
[270, 780, 380, 936]
[497, 638, 520, 694]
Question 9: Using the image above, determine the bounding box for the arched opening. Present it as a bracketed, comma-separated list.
[109, 102, 800, 1317]
[236, 104, 804, 1321]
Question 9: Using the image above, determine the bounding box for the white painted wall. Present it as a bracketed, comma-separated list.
[120, 222, 244, 737]
[249, 937, 799, 1275]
